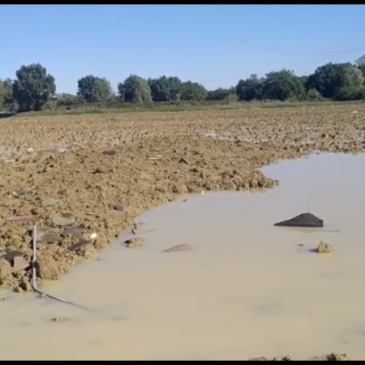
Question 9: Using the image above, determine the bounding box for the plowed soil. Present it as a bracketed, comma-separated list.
[0, 105, 364, 291]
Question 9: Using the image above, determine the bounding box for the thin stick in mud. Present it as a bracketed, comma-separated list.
[31, 225, 92, 312]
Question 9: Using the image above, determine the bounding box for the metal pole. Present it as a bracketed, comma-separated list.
[31, 225, 91, 311]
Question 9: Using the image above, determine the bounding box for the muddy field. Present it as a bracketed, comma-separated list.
[0, 104, 364, 293]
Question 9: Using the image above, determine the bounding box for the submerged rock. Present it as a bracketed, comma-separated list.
[274, 213, 324, 228]
[162, 244, 191, 253]
[315, 241, 333, 254]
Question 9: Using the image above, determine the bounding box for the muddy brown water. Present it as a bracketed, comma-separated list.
[1, 152, 365, 360]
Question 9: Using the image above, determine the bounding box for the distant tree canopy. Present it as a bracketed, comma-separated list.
[77, 75, 114, 103]
[118, 75, 152, 103]
[236, 61, 365, 102]
[2, 54, 365, 113]
[0, 78, 14, 111]
[206, 87, 236, 101]
[148, 76, 182, 102]
[11, 63, 56, 112]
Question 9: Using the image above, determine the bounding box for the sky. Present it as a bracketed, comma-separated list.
[1, 4, 364, 94]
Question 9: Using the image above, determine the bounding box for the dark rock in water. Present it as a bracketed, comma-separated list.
[274, 213, 324, 228]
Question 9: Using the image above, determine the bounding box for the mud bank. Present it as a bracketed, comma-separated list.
[0, 106, 364, 291]
[0, 151, 364, 360]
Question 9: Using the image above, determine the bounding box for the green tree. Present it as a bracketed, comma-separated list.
[261, 70, 304, 101]
[180, 81, 207, 102]
[56, 93, 79, 108]
[149, 76, 182, 102]
[12, 63, 56, 112]
[206, 87, 236, 101]
[355, 54, 365, 67]
[334, 86, 365, 101]
[118, 75, 152, 103]
[1, 79, 17, 112]
[355, 55, 365, 79]
[236, 74, 263, 101]
[358, 64, 365, 79]
[0, 79, 11, 110]
[299, 75, 309, 89]
[0, 81, 5, 109]
[77, 75, 113, 103]
[305, 63, 352, 99]
[306, 88, 323, 101]
[333, 65, 365, 101]
[342, 66, 364, 87]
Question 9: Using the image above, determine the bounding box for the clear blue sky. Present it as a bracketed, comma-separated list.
[1, 5, 364, 94]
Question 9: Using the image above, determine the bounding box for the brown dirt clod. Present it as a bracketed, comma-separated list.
[326, 352, 349, 361]
[315, 241, 334, 254]
[124, 237, 144, 248]
[249, 355, 291, 361]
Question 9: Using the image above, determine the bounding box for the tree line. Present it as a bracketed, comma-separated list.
[1, 55, 365, 113]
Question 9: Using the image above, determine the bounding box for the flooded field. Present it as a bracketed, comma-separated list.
[0, 152, 364, 360]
